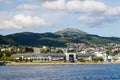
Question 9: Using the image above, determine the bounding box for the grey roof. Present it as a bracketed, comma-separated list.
[76, 53, 92, 57]
[11, 53, 66, 57]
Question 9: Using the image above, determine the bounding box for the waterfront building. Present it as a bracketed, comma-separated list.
[11, 51, 93, 62]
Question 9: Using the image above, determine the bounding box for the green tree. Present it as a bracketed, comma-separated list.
[18, 57, 22, 62]
[93, 57, 104, 62]
[25, 47, 34, 53]
[0, 53, 3, 59]
[78, 58, 85, 62]
[40, 48, 51, 53]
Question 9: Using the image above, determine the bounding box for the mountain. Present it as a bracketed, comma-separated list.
[0, 28, 120, 47]
[55, 28, 87, 36]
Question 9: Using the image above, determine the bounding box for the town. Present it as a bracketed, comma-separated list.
[0, 42, 120, 64]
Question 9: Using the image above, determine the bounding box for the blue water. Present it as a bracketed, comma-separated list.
[0, 64, 120, 80]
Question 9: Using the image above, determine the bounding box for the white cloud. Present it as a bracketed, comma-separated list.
[0, 0, 13, 6]
[0, 21, 19, 29]
[17, 4, 40, 10]
[106, 7, 120, 16]
[82, 0, 107, 13]
[66, 0, 107, 13]
[42, 0, 107, 13]
[42, 0, 65, 10]
[66, 0, 83, 12]
[0, 14, 46, 29]
[41, 0, 114, 25]
[78, 15, 105, 24]
[64, 0, 120, 25]
[78, 6, 120, 25]
[31, 0, 56, 2]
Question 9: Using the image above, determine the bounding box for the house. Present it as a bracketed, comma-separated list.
[64, 51, 93, 62]
[77, 53, 93, 61]
[1, 47, 12, 52]
[94, 51, 114, 62]
[115, 54, 120, 62]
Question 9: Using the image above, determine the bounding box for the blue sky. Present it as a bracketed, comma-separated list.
[0, 0, 120, 37]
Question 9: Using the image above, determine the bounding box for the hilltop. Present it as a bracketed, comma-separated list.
[55, 28, 87, 36]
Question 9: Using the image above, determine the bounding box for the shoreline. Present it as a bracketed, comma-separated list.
[4, 62, 120, 66]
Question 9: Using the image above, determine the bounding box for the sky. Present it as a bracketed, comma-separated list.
[0, 0, 120, 37]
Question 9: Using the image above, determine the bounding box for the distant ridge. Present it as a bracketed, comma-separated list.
[0, 28, 120, 47]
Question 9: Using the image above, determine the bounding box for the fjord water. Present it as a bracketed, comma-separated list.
[0, 64, 120, 80]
